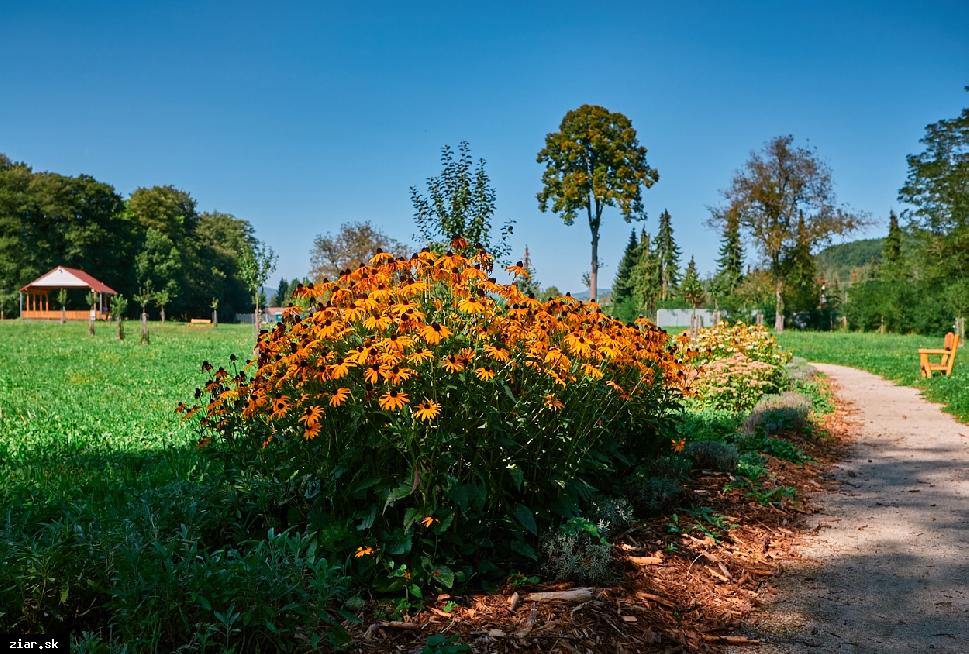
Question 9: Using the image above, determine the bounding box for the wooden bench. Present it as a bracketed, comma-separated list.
[919, 332, 959, 378]
[189, 318, 212, 326]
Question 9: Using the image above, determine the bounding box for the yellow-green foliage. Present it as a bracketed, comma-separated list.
[680, 322, 791, 413]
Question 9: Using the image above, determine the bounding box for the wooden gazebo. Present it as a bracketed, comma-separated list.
[20, 266, 117, 320]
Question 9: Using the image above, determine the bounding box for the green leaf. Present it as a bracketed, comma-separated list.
[507, 465, 524, 490]
[512, 503, 537, 535]
[431, 564, 456, 589]
[509, 539, 537, 561]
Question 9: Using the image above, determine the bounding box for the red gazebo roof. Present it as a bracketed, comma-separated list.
[21, 266, 118, 294]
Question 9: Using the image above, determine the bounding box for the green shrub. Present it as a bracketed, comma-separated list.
[189, 248, 683, 594]
[540, 518, 615, 585]
[742, 391, 813, 436]
[683, 440, 739, 472]
[589, 496, 634, 535]
[108, 527, 350, 652]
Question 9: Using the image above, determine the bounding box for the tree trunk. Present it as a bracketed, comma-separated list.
[212, 308, 218, 327]
[140, 312, 149, 344]
[590, 232, 599, 302]
[118, 320, 124, 341]
[161, 307, 166, 323]
[60, 307, 65, 324]
[773, 280, 785, 332]
[88, 319, 95, 336]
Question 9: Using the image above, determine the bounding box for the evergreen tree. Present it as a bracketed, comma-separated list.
[680, 257, 705, 309]
[713, 209, 743, 298]
[611, 229, 640, 305]
[272, 278, 290, 306]
[881, 210, 904, 279]
[631, 230, 661, 317]
[654, 210, 681, 300]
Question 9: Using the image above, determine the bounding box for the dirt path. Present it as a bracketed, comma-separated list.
[732, 363, 969, 653]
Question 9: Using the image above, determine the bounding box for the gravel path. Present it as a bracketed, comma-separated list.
[732, 363, 969, 653]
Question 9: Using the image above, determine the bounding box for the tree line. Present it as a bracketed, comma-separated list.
[0, 154, 257, 320]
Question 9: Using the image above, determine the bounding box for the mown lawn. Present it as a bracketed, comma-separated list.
[0, 320, 250, 516]
[776, 330, 969, 423]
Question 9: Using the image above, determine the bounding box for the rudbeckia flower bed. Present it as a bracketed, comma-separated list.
[186, 241, 683, 593]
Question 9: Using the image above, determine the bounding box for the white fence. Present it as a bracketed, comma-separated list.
[655, 309, 717, 329]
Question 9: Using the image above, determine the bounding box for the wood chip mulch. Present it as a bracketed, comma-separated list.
[344, 389, 854, 653]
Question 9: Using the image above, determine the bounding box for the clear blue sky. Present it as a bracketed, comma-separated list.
[2, 1, 966, 292]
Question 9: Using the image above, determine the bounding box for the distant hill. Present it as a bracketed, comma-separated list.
[571, 288, 611, 301]
[815, 238, 884, 283]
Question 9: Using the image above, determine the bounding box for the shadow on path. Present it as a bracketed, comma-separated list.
[731, 363, 969, 654]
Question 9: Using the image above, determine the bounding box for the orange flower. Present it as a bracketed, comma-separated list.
[329, 387, 350, 407]
[483, 344, 510, 363]
[299, 405, 324, 427]
[544, 394, 564, 411]
[270, 395, 290, 419]
[421, 322, 451, 345]
[441, 354, 465, 373]
[364, 365, 384, 385]
[378, 390, 410, 411]
[421, 516, 436, 527]
[505, 261, 529, 278]
[474, 367, 495, 381]
[671, 438, 686, 453]
[407, 348, 434, 364]
[413, 399, 441, 422]
[354, 546, 374, 558]
[384, 366, 415, 385]
[304, 422, 322, 440]
[328, 360, 353, 380]
[458, 296, 487, 314]
[363, 313, 393, 331]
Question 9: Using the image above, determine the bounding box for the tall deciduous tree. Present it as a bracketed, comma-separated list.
[537, 105, 659, 302]
[411, 142, 513, 261]
[240, 240, 277, 340]
[712, 135, 862, 331]
[898, 90, 969, 317]
[196, 211, 256, 319]
[129, 186, 199, 316]
[654, 210, 681, 300]
[781, 213, 820, 316]
[310, 220, 408, 281]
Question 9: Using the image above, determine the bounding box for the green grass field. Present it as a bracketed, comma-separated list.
[0, 321, 250, 518]
[776, 331, 969, 423]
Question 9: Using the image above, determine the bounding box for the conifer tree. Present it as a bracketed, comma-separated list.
[680, 257, 705, 309]
[654, 210, 681, 300]
[611, 229, 640, 305]
[631, 230, 661, 317]
[680, 257, 705, 333]
[881, 210, 904, 279]
[713, 209, 743, 297]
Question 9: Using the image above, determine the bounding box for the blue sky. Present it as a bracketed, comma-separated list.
[2, 1, 967, 292]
